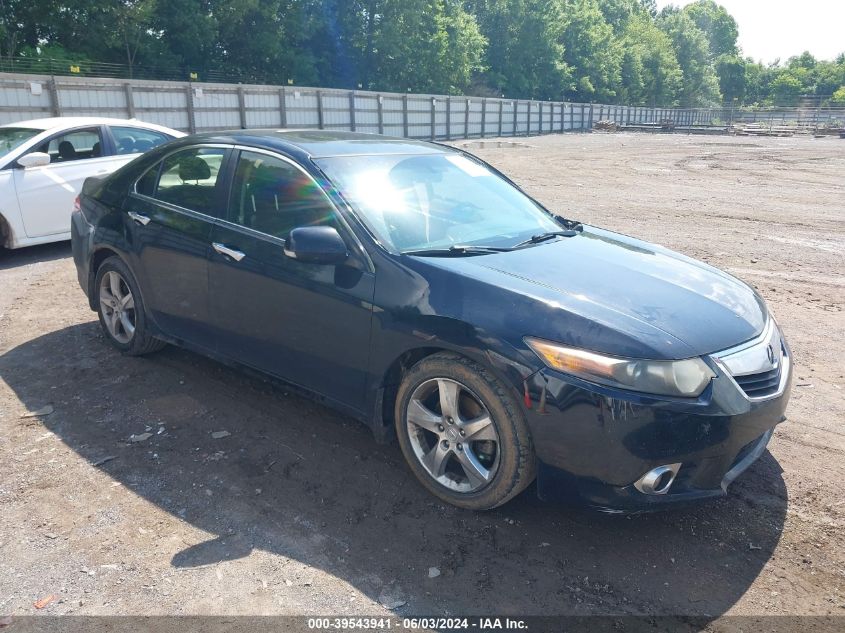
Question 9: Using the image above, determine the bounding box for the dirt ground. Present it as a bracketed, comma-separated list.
[0, 133, 843, 622]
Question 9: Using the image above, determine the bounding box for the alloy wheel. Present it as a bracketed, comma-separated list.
[99, 270, 136, 344]
[405, 377, 501, 493]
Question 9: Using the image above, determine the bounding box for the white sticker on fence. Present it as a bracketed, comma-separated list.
[29, 82, 42, 96]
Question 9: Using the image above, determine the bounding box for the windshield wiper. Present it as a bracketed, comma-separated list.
[513, 229, 580, 249]
[402, 244, 514, 257]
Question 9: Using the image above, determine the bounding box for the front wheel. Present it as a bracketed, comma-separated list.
[394, 353, 536, 510]
[94, 256, 165, 355]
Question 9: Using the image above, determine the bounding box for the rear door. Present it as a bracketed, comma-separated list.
[124, 145, 230, 351]
[13, 126, 119, 238]
[208, 148, 375, 412]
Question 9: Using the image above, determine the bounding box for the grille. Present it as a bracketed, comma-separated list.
[733, 366, 782, 399]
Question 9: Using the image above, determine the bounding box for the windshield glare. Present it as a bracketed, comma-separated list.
[316, 153, 560, 252]
[0, 127, 41, 160]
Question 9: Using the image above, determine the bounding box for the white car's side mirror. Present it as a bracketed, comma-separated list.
[17, 152, 51, 168]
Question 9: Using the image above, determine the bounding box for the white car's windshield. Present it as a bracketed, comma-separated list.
[316, 153, 560, 253]
[0, 127, 41, 160]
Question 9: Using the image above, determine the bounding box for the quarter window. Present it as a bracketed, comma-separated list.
[148, 147, 226, 216]
[228, 151, 336, 240]
[110, 126, 170, 155]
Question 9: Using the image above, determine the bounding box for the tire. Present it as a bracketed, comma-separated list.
[94, 256, 166, 356]
[394, 352, 536, 510]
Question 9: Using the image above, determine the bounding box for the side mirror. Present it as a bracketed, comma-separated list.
[284, 226, 348, 265]
[17, 152, 51, 168]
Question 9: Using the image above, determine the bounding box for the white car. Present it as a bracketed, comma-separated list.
[0, 117, 185, 249]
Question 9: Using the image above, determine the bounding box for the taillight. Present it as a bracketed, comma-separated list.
[73, 195, 81, 212]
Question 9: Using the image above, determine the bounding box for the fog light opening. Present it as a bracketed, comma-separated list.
[634, 463, 681, 495]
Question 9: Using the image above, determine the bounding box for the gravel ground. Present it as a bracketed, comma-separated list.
[0, 132, 843, 621]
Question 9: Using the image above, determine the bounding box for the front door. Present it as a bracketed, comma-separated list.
[125, 146, 229, 350]
[208, 149, 375, 412]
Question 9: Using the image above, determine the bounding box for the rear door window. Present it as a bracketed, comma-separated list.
[110, 126, 171, 155]
[147, 147, 227, 216]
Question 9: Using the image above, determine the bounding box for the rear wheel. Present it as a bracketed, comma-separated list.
[395, 353, 535, 510]
[94, 256, 165, 355]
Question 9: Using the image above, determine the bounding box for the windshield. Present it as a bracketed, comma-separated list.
[316, 153, 560, 253]
[0, 127, 41, 160]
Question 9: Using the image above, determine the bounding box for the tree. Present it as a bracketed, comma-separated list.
[152, 0, 218, 73]
[561, 0, 622, 102]
[469, 0, 570, 99]
[830, 86, 845, 106]
[598, 0, 647, 32]
[683, 0, 738, 59]
[770, 73, 802, 106]
[715, 54, 745, 103]
[659, 11, 721, 106]
[110, 0, 158, 75]
[0, 0, 68, 60]
[618, 13, 681, 105]
[330, 0, 485, 94]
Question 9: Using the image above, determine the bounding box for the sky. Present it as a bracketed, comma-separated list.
[655, 0, 845, 64]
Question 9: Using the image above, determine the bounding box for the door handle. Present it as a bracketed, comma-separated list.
[127, 211, 151, 226]
[212, 242, 246, 262]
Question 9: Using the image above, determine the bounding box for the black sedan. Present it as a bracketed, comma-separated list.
[71, 130, 792, 511]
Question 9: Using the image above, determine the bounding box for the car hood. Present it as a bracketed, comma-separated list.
[409, 227, 767, 360]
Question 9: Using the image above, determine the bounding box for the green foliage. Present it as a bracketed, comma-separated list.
[830, 86, 845, 106]
[715, 54, 745, 104]
[617, 14, 681, 106]
[682, 0, 738, 59]
[0, 0, 843, 108]
[562, 0, 622, 102]
[469, 0, 570, 99]
[770, 72, 803, 107]
[658, 10, 720, 106]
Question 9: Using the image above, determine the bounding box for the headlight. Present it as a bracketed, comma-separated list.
[525, 337, 715, 398]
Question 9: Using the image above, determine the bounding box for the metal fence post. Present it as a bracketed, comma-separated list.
[279, 87, 287, 128]
[481, 98, 487, 138]
[49, 76, 61, 117]
[498, 99, 504, 137]
[349, 91, 356, 131]
[377, 94, 384, 134]
[526, 101, 531, 136]
[464, 97, 470, 139]
[402, 94, 409, 137]
[316, 90, 324, 130]
[237, 85, 247, 129]
[446, 97, 452, 141]
[588, 103, 594, 131]
[124, 83, 135, 118]
[538, 102, 543, 134]
[512, 101, 518, 136]
[430, 96, 436, 141]
[185, 84, 196, 134]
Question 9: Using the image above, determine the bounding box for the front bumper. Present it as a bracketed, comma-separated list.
[525, 331, 792, 512]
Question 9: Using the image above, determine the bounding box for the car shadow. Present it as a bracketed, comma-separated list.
[0, 322, 788, 616]
[0, 240, 72, 270]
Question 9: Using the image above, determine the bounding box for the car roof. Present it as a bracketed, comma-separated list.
[186, 129, 452, 159]
[0, 117, 185, 136]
